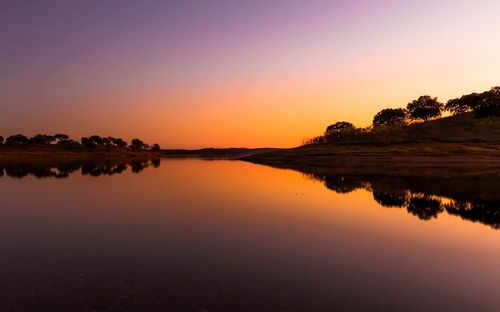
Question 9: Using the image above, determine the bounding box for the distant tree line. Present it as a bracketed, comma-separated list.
[0, 133, 161, 151]
[306, 86, 500, 144]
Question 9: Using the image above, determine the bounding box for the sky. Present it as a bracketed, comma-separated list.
[1, 0, 499, 148]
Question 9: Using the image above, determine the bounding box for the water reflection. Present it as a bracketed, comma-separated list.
[302, 170, 500, 229]
[0, 157, 160, 179]
[1, 159, 500, 311]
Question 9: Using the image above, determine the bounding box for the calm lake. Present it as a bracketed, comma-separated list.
[0, 159, 499, 311]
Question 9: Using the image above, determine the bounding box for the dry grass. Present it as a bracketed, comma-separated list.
[244, 142, 500, 170]
[245, 114, 500, 169]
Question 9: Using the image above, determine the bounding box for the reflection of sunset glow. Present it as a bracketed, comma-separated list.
[2, 1, 500, 147]
[1, 159, 500, 309]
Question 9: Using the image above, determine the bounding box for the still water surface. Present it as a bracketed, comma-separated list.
[0, 159, 499, 311]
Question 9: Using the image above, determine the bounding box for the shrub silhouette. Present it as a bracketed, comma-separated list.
[304, 135, 326, 145]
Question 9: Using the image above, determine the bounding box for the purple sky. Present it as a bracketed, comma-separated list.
[1, 0, 499, 147]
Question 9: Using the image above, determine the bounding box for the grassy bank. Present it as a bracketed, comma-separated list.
[244, 115, 500, 169]
[243, 142, 500, 170]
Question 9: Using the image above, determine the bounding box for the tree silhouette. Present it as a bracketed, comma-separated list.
[445, 93, 480, 115]
[0, 136, 4, 145]
[406, 96, 443, 122]
[57, 139, 81, 149]
[89, 135, 104, 145]
[81, 137, 96, 148]
[150, 143, 161, 152]
[114, 138, 128, 147]
[30, 134, 54, 145]
[130, 138, 145, 150]
[6, 134, 29, 145]
[326, 122, 355, 135]
[101, 137, 111, 146]
[474, 87, 500, 118]
[373, 108, 407, 127]
[324, 121, 356, 142]
[445, 87, 500, 117]
[54, 134, 69, 142]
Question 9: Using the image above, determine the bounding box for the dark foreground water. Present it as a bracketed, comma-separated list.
[0, 159, 499, 311]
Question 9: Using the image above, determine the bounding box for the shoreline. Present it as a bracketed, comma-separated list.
[0, 146, 160, 162]
[242, 142, 500, 174]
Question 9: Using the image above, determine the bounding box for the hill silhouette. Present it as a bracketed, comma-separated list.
[329, 113, 500, 144]
[244, 114, 500, 168]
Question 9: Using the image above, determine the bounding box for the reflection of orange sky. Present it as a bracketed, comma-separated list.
[2, 160, 500, 306]
[3, 159, 499, 254]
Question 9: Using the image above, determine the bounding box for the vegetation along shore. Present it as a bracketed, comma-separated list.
[0, 134, 161, 161]
[244, 86, 500, 168]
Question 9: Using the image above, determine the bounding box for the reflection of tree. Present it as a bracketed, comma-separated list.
[373, 191, 407, 208]
[56, 163, 81, 175]
[5, 167, 30, 179]
[406, 194, 443, 220]
[0, 157, 161, 179]
[324, 175, 366, 194]
[301, 167, 500, 229]
[131, 160, 149, 173]
[151, 158, 161, 168]
[112, 164, 128, 174]
[446, 200, 500, 229]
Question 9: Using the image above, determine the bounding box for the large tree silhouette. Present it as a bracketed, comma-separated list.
[406, 96, 443, 122]
[373, 108, 407, 127]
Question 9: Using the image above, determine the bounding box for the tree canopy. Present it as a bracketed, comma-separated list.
[445, 87, 500, 118]
[406, 96, 444, 122]
[130, 138, 146, 150]
[373, 108, 407, 127]
[325, 122, 355, 135]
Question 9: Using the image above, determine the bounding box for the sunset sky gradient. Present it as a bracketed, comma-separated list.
[1, 0, 499, 148]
